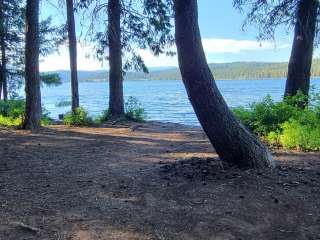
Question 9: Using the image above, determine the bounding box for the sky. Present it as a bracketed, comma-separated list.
[39, 0, 310, 72]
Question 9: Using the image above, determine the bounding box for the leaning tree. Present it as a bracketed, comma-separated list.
[77, 0, 174, 116]
[233, 0, 320, 105]
[174, 0, 274, 169]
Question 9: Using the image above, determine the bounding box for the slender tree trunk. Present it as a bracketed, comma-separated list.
[0, 0, 5, 101]
[0, 65, 2, 100]
[108, 0, 124, 116]
[66, 0, 79, 112]
[174, 0, 274, 169]
[23, 0, 41, 131]
[285, 0, 318, 103]
[1, 38, 7, 101]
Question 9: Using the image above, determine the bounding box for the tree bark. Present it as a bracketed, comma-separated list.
[1, 36, 7, 101]
[0, 0, 6, 101]
[23, 0, 41, 131]
[285, 0, 318, 101]
[108, 0, 124, 116]
[66, 0, 79, 112]
[174, 0, 274, 169]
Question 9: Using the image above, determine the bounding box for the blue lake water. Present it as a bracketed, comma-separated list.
[40, 78, 320, 126]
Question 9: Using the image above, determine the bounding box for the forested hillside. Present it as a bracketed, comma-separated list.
[48, 59, 320, 82]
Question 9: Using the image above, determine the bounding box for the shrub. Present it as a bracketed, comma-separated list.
[98, 97, 146, 123]
[0, 99, 25, 119]
[233, 95, 299, 136]
[63, 107, 93, 126]
[233, 92, 320, 151]
[0, 99, 53, 127]
[0, 115, 22, 127]
[124, 96, 146, 122]
[98, 109, 112, 122]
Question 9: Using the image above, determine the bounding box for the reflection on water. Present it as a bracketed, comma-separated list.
[40, 78, 320, 126]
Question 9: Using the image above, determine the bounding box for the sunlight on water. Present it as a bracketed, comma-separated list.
[40, 78, 320, 126]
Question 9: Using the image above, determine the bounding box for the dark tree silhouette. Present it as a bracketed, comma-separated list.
[77, 0, 174, 117]
[285, 0, 319, 101]
[23, 0, 41, 131]
[66, 0, 80, 112]
[0, 0, 6, 100]
[174, 0, 274, 169]
[233, 0, 320, 102]
[108, 0, 124, 115]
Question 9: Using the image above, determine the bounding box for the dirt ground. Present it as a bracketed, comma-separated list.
[0, 121, 319, 240]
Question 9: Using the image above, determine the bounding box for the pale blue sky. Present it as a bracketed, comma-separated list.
[40, 0, 304, 71]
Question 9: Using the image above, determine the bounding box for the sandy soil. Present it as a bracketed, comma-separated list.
[0, 121, 319, 240]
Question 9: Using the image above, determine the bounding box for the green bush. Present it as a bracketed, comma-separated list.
[233, 92, 320, 151]
[98, 97, 146, 123]
[63, 107, 93, 126]
[98, 109, 112, 122]
[0, 115, 22, 127]
[124, 96, 146, 122]
[0, 99, 52, 127]
[0, 99, 25, 119]
[233, 95, 299, 136]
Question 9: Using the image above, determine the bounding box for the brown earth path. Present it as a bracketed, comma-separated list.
[0, 121, 319, 240]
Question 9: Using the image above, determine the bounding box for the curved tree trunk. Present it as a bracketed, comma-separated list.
[66, 0, 79, 112]
[285, 0, 318, 103]
[174, 0, 274, 169]
[108, 0, 124, 116]
[23, 0, 41, 131]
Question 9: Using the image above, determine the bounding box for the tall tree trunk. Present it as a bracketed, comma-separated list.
[0, 65, 2, 100]
[1, 38, 7, 101]
[66, 0, 79, 112]
[108, 0, 124, 116]
[0, 0, 5, 101]
[174, 0, 274, 169]
[285, 0, 318, 102]
[23, 0, 41, 131]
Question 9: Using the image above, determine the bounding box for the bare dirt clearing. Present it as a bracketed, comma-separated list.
[0, 121, 319, 240]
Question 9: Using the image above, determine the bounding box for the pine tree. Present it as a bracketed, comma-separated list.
[77, 0, 174, 116]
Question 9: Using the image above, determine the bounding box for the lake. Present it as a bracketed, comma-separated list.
[41, 78, 320, 126]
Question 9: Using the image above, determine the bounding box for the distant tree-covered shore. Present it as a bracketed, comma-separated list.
[44, 59, 320, 82]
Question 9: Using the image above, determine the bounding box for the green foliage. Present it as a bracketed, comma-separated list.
[77, 0, 174, 74]
[233, 95, 299, 136]
[0, 100, 53, 127]
[124, 97, 146, 122]
[0, 115, 22, 127]
[98, 97, 146, 123]
[233, 92, 320, 151]
[63, 107, 93, 126]
[98, 109, 112, 122]
[277, 119, 320, 151]
[0, 99, 25, 119]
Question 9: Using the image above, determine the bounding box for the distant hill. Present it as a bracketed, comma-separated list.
[44, 59, 320, 82]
